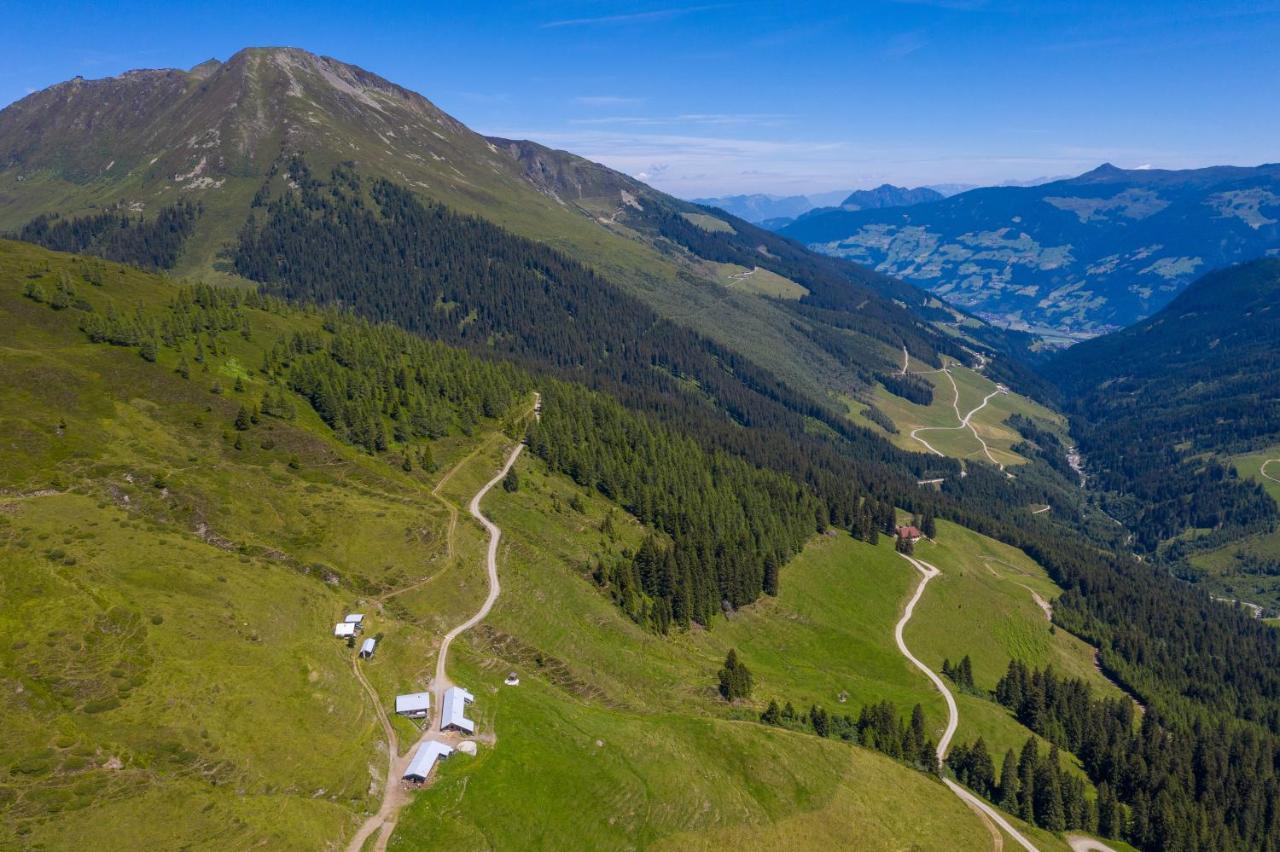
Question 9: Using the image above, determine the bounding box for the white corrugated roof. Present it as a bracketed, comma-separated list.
[442, 686, 475, 733]
[360, 638, 376, 655]
[344, 613, 365, 624]
[395, 692, 431, 713]
[403, 741, 453, 781]
[334, 622, 356, 637]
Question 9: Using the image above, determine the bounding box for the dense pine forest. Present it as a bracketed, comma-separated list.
[988, 660, 1280, 850]
[530, 382, 820, 626]
[1048, 259, 1280, 551]
[17, 201, 200, 270]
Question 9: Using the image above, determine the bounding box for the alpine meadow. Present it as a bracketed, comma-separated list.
[3, 5, 1280, 851]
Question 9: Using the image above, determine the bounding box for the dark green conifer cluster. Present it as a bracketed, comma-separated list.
[19, 201, 200, 269]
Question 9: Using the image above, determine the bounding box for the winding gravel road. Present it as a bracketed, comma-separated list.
[894, 552, 1039, 852]
[908, 361, 1008, 472]
[347, 395, 537, 852]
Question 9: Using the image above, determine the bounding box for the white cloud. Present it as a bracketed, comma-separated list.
[574, 95, 646, 107]
[541, 4, 729, 29]
[480, 125, 1218, 197]
[569, 113, 791, 127]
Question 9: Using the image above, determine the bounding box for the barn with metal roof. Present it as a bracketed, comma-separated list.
[441, 686, 475, 733]
[403, 741, 453, 784]
[395, 692, 431, 718]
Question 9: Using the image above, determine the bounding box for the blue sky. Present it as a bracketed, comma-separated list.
[3, 1, 1278, 197]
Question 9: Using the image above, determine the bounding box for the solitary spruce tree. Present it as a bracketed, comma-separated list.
[718, 649, 753, 701]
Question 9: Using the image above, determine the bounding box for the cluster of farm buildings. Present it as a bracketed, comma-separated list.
[331, 610, 490, 785]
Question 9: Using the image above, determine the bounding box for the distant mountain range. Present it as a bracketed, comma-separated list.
[781, 163, 1280, 341]
[690, 191, 847, 225]
[693, 183, 965, 227]
[837, 184, 944, 211]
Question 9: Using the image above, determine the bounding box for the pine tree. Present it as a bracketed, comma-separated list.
[234, 405, 252, 431]
[1096, 782, 1120, 839]
[761, 699, 781, 725]
[717, 649, 752, 700]
[998, 749, 1019, 811]
[968, 737, 995, 797]
[1017, 738, 1038, 823]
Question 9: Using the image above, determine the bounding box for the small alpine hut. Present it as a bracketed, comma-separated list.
[442, 686, 476, 734]
[394, 692, 431, 719]
[344, 613, 365, 632]
[896, 525, 923, 544]
[359, 637, 377, 659]
[334, 622, 357, 639]
[403, 741, 453, 784]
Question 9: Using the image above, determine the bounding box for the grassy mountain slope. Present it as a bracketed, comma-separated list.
[0, 241, 523, 847]
[2, 239, 1107, 850]
[390, 443, 1119, 849]
[782, 163, 1280, 340]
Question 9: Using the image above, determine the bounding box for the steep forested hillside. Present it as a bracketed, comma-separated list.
[1047, 259, 1280, 551]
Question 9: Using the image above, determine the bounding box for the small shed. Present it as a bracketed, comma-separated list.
[359, 637, 377, 659]
[403, 741, 453, 784]
[395, 692, 431, 718]
[344, 613, 365, 631]
[334, 622, 357, 638]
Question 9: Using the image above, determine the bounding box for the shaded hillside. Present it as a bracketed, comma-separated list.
[1047, 259, 1280, 550]
[492, 136, 1051, 398]
[782, 163, 1280, 340]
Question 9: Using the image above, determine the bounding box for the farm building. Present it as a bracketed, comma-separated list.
[403, 741, 453, 784]
[334, 622, 357, 638]
[344, 613, 365, 631]
[442, 686, 475, 733]
[359, 638, 377, 659]
[395, 692, 431, 718]
[896, 525, 923, 543]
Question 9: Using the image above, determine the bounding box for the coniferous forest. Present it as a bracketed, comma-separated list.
[18, 201, 200, 269]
